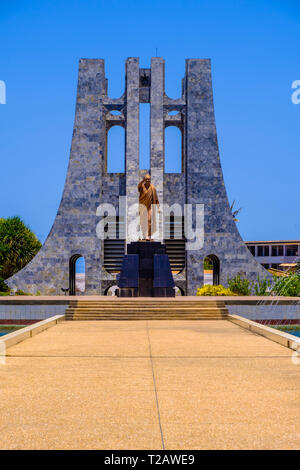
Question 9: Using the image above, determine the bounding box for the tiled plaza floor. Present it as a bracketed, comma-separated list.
[0, 320, 299, 449]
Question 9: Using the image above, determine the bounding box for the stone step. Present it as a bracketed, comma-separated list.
[67, 304, 226, 309]
[66, 311, 228, 318]
[66, 314, 227, 318]
[65, 309, 228, 315]
[70, 297, 225, 305]
[66, 315, 227, 321]
[68, 304, 226, 310]
[65, 299, 228, 320]
[69, 296, 225, 303]
[66, 311, 227, 316]
[68, 303, 226, 309]
[66, 305, 227, 308]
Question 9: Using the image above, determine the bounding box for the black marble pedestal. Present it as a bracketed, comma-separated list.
[117, 241, 175, 297]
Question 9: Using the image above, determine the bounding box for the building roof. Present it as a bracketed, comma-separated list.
[279, 263, 297, 267]
[245, 240, 300, 245]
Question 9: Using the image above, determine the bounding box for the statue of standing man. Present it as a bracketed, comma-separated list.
[138, 174, 160, 240]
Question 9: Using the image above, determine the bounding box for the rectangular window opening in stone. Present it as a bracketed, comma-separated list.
[139, 103, 150, 170]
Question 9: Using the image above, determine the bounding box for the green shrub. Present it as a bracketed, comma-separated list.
[227, 274, 251, 296]
[271, 274, 300, 297]
[197, 285, 238, 296]
[15, 289, 31, 296]
[253, 275, 272, 296]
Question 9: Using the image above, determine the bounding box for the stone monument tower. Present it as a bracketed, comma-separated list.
[7, 57, 267, 295]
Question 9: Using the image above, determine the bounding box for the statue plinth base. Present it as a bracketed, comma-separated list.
[117, 241, 175, 297]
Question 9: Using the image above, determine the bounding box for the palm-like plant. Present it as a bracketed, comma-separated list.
[230, 200, 242, 222]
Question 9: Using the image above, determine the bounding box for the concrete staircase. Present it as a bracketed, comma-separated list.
[65, 299, 228, 321]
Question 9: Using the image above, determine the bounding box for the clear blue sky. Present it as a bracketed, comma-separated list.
[0, 0, 299, 244]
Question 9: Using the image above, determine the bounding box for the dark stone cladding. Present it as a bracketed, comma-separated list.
[7, 58, 269, 295]
[184, 59, 269, 294]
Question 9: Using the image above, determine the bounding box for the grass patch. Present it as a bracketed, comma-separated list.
[273, 325, 300, 332]
[0, 324, 26, 332]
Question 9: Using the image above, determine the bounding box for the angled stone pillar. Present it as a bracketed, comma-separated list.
[7, 59, 106, 294]
[125, 58, 140, 243]
[150, 57, 165, 241]
[185, 59, 268, 295]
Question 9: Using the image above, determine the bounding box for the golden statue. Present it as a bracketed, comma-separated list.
[138, 174, 159, 240]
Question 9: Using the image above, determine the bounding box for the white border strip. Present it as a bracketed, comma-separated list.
[228, 314, 300, 351]
[0, 315, 65, 350]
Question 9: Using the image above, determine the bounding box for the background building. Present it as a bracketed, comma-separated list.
[245, 240, 300, 272]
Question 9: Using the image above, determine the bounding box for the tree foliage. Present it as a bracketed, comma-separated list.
[0, 216, 42, 281]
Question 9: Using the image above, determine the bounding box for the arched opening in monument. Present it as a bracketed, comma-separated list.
[175, 286, 185, 296]
[69, 255, 85, 295]
[203, 255, 220, 286]
[109, 110, 122, 116]
[107, 125, 125, 173]
[104, 285, 119, 296]
[165, 126, 182, 173]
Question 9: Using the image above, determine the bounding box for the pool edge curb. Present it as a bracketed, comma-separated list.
[228, 314, 300, 350]
[0, 315, 65, 349]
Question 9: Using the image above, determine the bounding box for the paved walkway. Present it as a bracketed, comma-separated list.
[0, 320, 299, 449]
